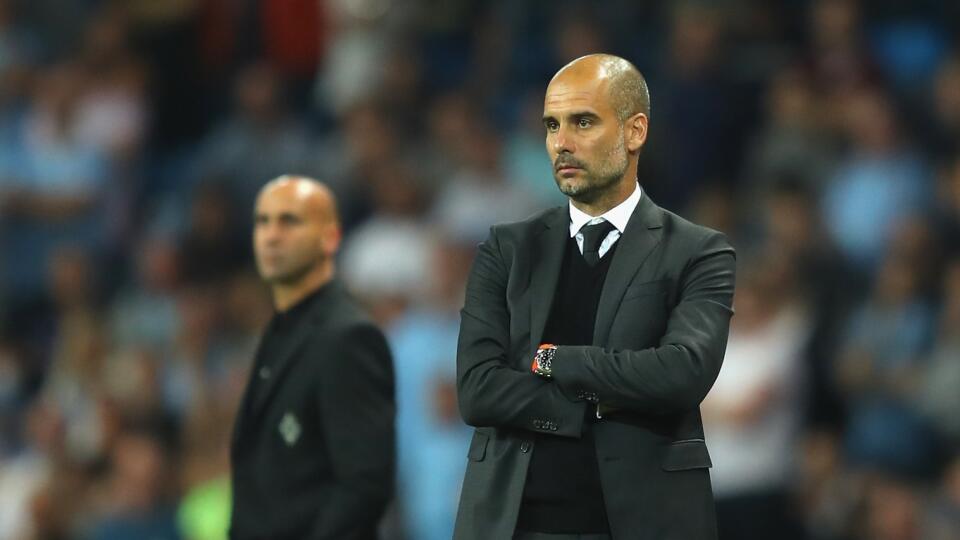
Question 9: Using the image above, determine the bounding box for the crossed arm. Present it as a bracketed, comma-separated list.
[456, 226, 736, 437]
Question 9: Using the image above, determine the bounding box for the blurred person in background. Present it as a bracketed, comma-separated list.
[645, 1, 746, 211]
[0, 62, 109, 304]
[455, 54, 735, 540]
[176, 386, 237, 540]
[88, 426, 181, 540]
[935, 153, 960, 258]
[821, 88, 932, 275]
[917, 259, 960, 446]
[319, 100, 405, 233]
[431, 120, 537, 243]
[756, 178, 853, 429]
[177, 181, 248, 287]
[230, 176, 394, 540]
[389, 234, 474, 540]
[743, 67, 836, 194]
[340, 160, 434, 327]
[195, 61, 314, 213]
[835, 237, 938, 478]
[925, 455, 960, 538]
[41, 245, 114, 465]
[803, 0, 883, 108]
[73, 6, 147, 161]
[0, 398, 64, 539]
[924, 55, 960, 161]
[108, 235, 181, 352]
[858, 474, 925, 540]
[176, 274, 270, 540]
[703, 253, 811, 540]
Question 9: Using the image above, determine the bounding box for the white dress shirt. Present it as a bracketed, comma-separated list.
[569, 182, 642, 259]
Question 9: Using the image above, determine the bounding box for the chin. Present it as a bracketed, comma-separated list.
[559, 182, 597, 201]
[557, 177, 585, 196]
[258, 267, 285, 283]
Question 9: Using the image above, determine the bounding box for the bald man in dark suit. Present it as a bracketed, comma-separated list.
[230, 176, 394, 540]
[454, 55, 736, 540]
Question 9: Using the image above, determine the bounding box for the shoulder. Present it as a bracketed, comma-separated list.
[305, 283, 387, 345]
[658, 206, 734, 256]
[486, 205, 565, 245]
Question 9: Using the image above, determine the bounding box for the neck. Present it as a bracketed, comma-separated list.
[570, 175, 636, 217]
[271, 263, 335, 312]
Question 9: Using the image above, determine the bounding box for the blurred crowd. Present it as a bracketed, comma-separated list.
[0, 0, 959, 539]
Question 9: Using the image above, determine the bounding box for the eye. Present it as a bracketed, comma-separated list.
[578, 117, 592, 128]
[545, 120, 559, 132]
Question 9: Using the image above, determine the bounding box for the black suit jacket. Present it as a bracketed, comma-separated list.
[454, 195, 736, 540]
[230, 280, 395, 540]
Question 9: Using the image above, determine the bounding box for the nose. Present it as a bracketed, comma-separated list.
[258, 221, 283, 246]
[552, 124, 575, 155]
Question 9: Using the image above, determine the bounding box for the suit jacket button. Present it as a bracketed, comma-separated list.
[520, 441, 531, 453]
[259, 367, 271, 379]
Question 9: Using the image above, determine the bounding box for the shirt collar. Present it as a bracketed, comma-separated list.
[568, 181, 642, 238]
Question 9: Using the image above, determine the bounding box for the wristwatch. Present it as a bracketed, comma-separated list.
[531, 344, 557, 378]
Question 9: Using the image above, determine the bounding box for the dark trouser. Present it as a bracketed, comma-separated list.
[514, 532, 612, 540]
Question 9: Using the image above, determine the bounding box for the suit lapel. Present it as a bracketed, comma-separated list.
[233, 325, 313, 451]
[235, 283, 338, 441]
[248, 329, 313, 415]
[593, 195, 664, 346]
[529, 207, 569, 356]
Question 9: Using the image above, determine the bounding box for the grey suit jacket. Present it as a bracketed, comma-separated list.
[454, 195, 736, 540]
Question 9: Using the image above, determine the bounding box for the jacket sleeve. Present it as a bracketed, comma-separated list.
[550, 231, 736, 415]
[457, 226, 587, 438]
[310, 323, 395, 539]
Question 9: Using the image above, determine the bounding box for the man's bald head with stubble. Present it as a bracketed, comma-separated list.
[253, 175, 342, 309]
[543, 54, 651, 214]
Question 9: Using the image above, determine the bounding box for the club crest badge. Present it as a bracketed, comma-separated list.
[278, 412, 302, 446]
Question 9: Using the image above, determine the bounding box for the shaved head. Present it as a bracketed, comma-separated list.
[551, 54, 650, 123]
[257, 175, 339, 226]
[543, 53, 650, 214]
[253, 176, 341, 298]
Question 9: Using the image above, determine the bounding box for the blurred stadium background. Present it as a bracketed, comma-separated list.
[1, 0, 959, 538]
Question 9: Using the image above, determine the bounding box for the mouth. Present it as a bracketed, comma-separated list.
[556, 165, 582, 177]
[259, 253, 283, 265]
[555, 157, 584, 175]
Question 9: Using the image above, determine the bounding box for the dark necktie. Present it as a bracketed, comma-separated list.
[581, 220, 616, 266]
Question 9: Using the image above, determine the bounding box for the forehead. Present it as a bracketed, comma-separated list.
[255, 184, 316, 216]
[544, 75, 611, 114]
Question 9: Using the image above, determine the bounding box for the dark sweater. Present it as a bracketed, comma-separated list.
[516, 236, 619, 534]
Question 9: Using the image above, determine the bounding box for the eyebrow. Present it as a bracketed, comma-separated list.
[542, 110, 601, 122]
[253, 211, 304, 222]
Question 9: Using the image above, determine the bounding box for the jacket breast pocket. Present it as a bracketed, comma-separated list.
[660, 439, 712, 472]
[623, 278, 671, 301]
[467, 431, 489, 462]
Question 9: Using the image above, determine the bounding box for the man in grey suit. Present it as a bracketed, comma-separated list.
[454, 55, 736, 539]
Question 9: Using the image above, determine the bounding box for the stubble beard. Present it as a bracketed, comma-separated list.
[259, 254, 323, 286]
[555, 136, 629, 205]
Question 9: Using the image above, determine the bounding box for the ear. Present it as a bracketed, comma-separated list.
[625, 113, 648, 152]
[320, 223, 342, 257]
